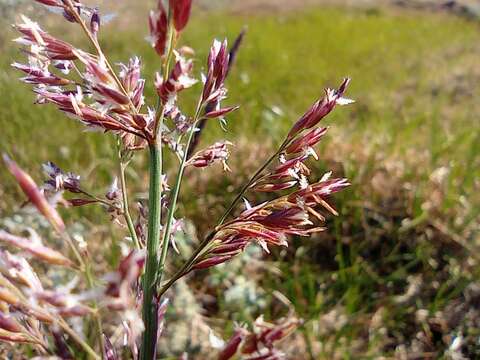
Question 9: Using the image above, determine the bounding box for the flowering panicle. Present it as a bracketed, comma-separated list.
[186, 28, 246, 158]
[0, 229, 145, 353]
[190, 77, 352, 269]
[218, 316, 300, 360]
[250, 80, 352, 195]
[153, 38, 238, 162]
[191, 188, 342, 270]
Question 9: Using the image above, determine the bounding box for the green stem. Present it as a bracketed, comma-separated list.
[119, 159, 140, 249]
[156, 116, 199, 285]
[140, 10, 175, 359]
[78, 189, 114, 208]
[141, 144, 163, 360]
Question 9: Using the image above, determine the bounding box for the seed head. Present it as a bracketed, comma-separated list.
[0, 250, 43, 290]
[0, 313, 23, 334]
[15, 16, 78, 60]
[287, 78, 353, 139]
[0, 230, 73, 267]
[217, 316, 300, 359]
[148, 3, 168, 56]
[170, 0, 193, 32]
[202, 39, 229, 107]
[155, 52, 196, 105]
[42, 161, 81, 193]
[90, 8, 101, 38]
[187, 141, 233, 171]
[3, 155, 65, 233]
[103, 334, 119, 360]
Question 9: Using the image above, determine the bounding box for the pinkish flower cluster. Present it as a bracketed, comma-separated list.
[42, 161, 81, 193]
[218, 316, 300, 360]
[156, 39, 238, 159]
[14, 15, 77, 60]
[13, 11, 152, 147]
[202, 40, 237, 122]
[0, 229, 84, 340]
[3, 155, 65, 233]
[253, 79, 352, 194]
[287, 78, 353, 139]
[187, 141, 233, 171]
[103, 250, 145, 310]
[148, 0, 192, 55]
[41, 161, 122, 216]
[170, 0, 193, 32]
[148, 3, 168, 56]
[190, 80, 353, 270]
[192, 172, 348, 270]
[0, 224, 145, 354]
[155, 53, 196, 106]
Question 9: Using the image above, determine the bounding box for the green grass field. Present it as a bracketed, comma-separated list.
[1, 2, 479, 358]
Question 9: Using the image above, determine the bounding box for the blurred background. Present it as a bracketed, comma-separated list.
[0, 0, 479, 358]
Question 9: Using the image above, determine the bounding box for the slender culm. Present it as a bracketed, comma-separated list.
[141, 144, 162, 360]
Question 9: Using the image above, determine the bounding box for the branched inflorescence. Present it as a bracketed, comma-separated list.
[2, 0, 353, 358]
